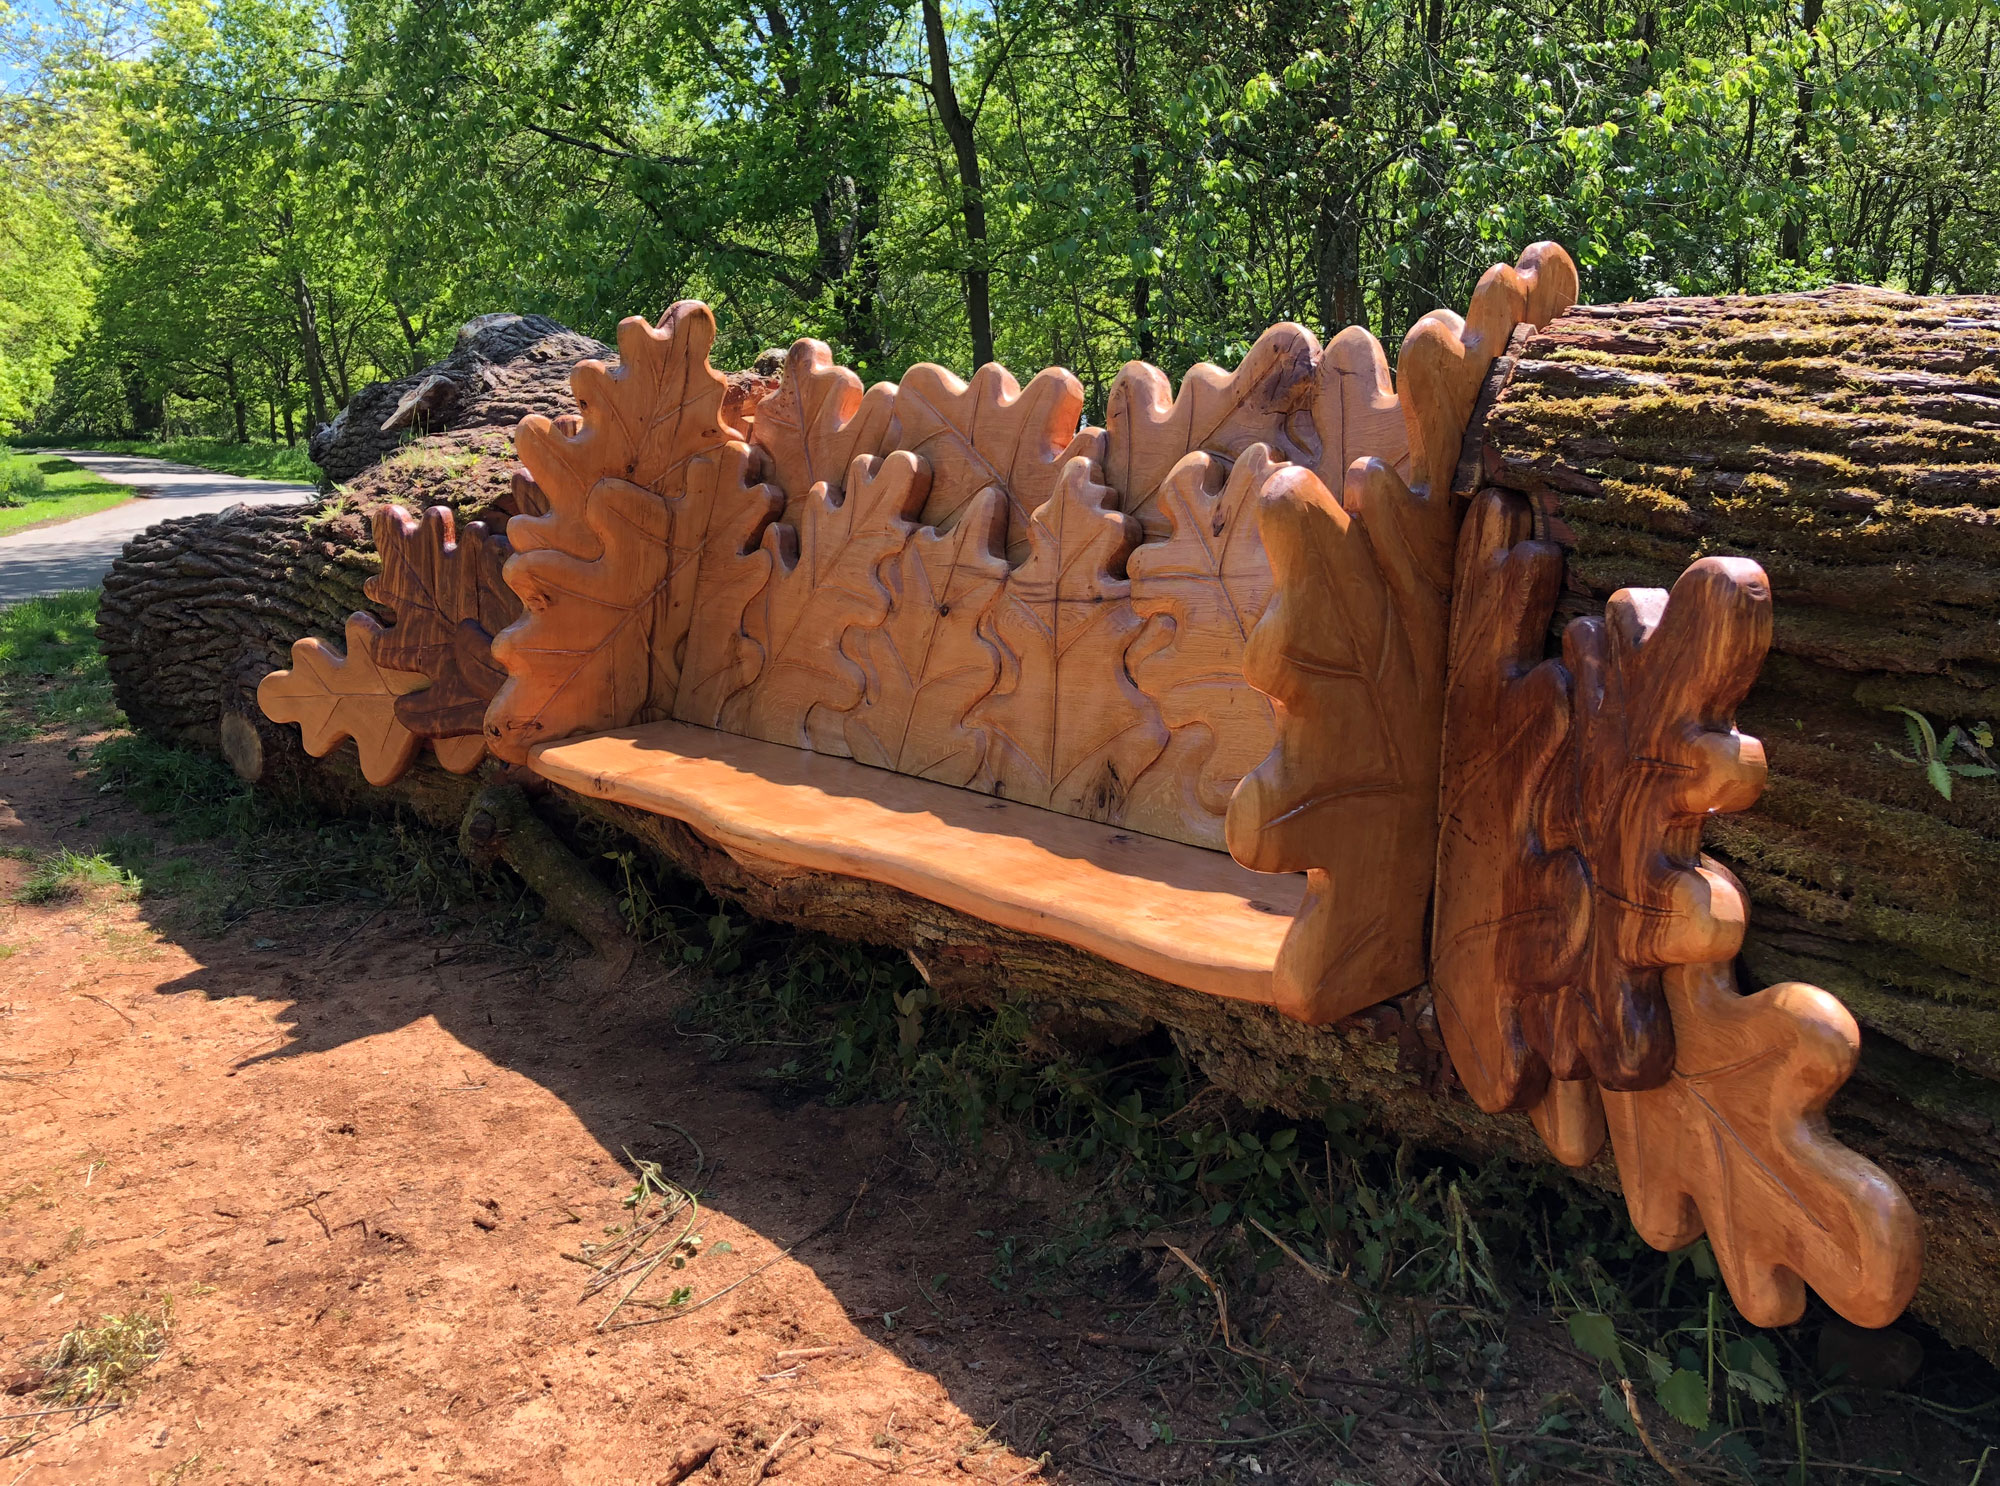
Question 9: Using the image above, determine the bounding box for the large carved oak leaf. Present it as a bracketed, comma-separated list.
[487, 304, 773, 761]
[844, 486, 1011, 786]
[1602, 957, 1923, 1330]
[1224, 456, 1455, 1023]
[258, 615, 428, 786]
[751, 338, 896, 519]
[1123, 446, 1280, 850]
[1431, 490, 1589, 1116]
[1549, 557, 1771, 1090]
[969, 440, 1167, 818]
[365, 504, 520, 748]
[1397, 241, 1578, 498]
[1104, 323, 1318, 542]
[735, 451, 933, 752]
[890, 360, 1083, 567]
[1308, 326, 1408, 491]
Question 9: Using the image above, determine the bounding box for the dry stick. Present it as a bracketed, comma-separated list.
[748, 1420, 805, 1482]
[821, 1445, 894, 1472]
[610, 1199, 852, 1332]
[0, 1403, 121, 1423]
[996, 1455, 1051, 1486]
[1247, 1214, 1332, 1284]
[77, 993, 135, 1027]
[1619, 1379, 1701, 1486]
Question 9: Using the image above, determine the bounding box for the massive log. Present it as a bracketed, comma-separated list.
[96, 298, 2000, 1362]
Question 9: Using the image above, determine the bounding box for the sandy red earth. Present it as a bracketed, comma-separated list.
[3, 722, 1519, 1486]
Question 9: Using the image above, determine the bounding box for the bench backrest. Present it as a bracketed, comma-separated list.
[482, 245, 1576, 857]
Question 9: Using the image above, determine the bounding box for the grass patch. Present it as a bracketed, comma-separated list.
[0, 447, 135, 538]
[14, 846, 138, 904]
[62, 436, 317, 482]
[39, 1300, 172, 1405]
[0, 588, 120, 733]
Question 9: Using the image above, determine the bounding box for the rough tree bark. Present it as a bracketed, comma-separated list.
[96, 296, 2000, 1362]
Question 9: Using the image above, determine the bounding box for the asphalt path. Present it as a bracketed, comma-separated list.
[0, 450, 318, 604]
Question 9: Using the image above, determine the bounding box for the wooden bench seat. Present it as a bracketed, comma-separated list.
[531, 720, 1306, 1003]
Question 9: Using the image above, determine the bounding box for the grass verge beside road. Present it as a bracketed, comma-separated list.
[0, 447, 136, 538]
[55, 436, 317, 482]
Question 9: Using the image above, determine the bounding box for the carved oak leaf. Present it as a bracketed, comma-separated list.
[1548, 557, 1771, 1091]
[1224, 456, 1456, 1023]
[1122, 446, 1280, 850]
[487, 304, 775, 762]
[1104, 322, 1318, 543]
[257, 615, 428, 786]
[889, 360, 1083, 567]
[969, 439, 1168, 818]
[670, 446, 787, 731]
[751, 338, 896, 520]
[844, 486, 1011, 786]
[1602, 957, 1923, 1329]
[1308, 325, 1409, 490]
[364, 504, 520, 749]
[1398, 241, 1578, 499]
[735, 451, 933, 752]
[1431, 489, 1589, 1115]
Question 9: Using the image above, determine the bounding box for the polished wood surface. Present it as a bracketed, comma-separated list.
[257, 614, 427, 786]
[1431, 489, 1921, 1328]
[1603, 958, 1922, 1330]
[364, 504, 519, 759]
[486, 303, 771, 762]
[750, 337, 895, 524]
[891, 360, 1085, 566]
[531, 719, 1306, 1002]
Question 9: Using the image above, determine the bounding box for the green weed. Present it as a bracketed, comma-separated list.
[39, 1299, 172, 1405]
[0, 588, 105, 682]
[1879, 706, 1996, 801]
[15, 847, 137, 903]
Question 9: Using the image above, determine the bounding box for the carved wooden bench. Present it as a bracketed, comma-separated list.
[258, 242, 1924, 1334]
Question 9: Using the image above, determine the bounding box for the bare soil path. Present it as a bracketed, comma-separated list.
[0, 724, 1393, 1486]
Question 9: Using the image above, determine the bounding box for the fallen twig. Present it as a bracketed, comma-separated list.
[0, 1402, 121, 1424]
[1620, 1378, 1700, 1486]
[749, 1420, 806, 1481]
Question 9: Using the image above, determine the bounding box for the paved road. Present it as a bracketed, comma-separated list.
[0, 450, 319, 605]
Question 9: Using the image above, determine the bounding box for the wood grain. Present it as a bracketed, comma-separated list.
[889, 359, 1084, 566]
[1602, 956, 1923, 1330]
[486, 303, 778, 762]
[1223, 456, 1456, 1022]
[1431, 488, 1587, 1114]
[969, 439, 1168, 819]
[1123, 446, 1280, 850]
[750, 337, 896, 523]
[257, 614, 428, 786]
[364, 503, 519, 748]
[531, 719, 1306, 1004]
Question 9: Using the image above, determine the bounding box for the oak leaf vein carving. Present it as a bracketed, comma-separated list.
[735, 451, 934, 752]
[1549, 556, 1771, 1091]
[486, 303, 776, 761]
[968, 438, 1167, 818]
[751, 338, 896, 520]
[1123, 445, 1280, 850]
[889, 359, 1084, 566]
[843, 484, 1011, 786]
[364, 503, 520, 747]
[1104, 322, 1319, 542]
[257, 615, 428, 787]
[1601, 958, 1922, 1329]
[1224, 456, 1456, 1022]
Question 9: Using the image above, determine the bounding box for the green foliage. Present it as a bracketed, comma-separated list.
[10, 0, 2000, 439]
[39, 1300, 173, 1405]
[1880, 706, 1996, 801]
[0, 448, 132, 537]
[14, 845, 137, 903]
[64, 437, 317, 481]
[0, 586, 119, 729]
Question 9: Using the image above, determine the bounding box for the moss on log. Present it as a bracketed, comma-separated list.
[94, 302, 2000, 1363]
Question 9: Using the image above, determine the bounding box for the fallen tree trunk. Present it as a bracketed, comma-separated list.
[96, 297, 2000, 1362]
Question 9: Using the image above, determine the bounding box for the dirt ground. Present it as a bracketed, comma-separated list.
[1, 722, 1512, 1486]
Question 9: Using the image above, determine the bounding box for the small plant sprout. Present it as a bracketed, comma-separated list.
[1878, 706, 1995, 800]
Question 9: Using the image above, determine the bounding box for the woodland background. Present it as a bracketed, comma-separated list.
[4, 0, 2000, 441]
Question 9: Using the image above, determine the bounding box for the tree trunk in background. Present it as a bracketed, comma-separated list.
[292, 269, 331, 432]
[922, 0, 994, 369]
[92, 297, 2000, 1365]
